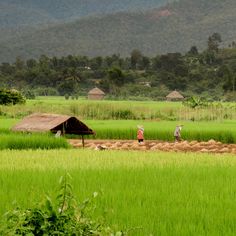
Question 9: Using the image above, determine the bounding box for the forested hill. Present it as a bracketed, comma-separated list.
[0, 0, 172, 27]
[1, 0, 236, 62]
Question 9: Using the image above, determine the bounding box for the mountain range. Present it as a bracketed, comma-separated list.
[0, 0, 236, 62]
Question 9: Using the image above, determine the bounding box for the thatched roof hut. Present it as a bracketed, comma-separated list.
[12, 113, 94, 135]
[166, 90, 184, 101]
[88, 87, 105, 100]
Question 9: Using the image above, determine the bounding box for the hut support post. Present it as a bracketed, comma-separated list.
[82, 135, 85, 148]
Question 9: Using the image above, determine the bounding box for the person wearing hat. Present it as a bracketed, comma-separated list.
[174, 125, 183, 142]
[137, 125, 144, 143]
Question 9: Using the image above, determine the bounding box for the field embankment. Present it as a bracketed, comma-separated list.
[70, 139, 236, 154]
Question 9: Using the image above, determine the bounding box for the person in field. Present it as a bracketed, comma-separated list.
[55, 130, 62, 138]
[174, 125, 183, 142]
[137, 125, 144, 143]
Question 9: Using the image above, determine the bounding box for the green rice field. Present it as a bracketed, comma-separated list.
[1, 149, 236, 235]
[85, 120, 236, 143]
[1, 98, 236, 234]
[2, 118, 236, 143]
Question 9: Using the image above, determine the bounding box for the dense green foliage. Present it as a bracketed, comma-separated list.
[0, 89, 25, 105]
[1, 44, 236, 100]
[1, 150, 236, 235]
[0, 174, 122, 235]
[0, 0, 236, 61]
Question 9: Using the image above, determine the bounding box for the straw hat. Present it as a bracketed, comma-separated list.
[137, 125, 144, 130]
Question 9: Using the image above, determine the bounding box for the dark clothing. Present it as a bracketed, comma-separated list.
[174, 136, 181, 142]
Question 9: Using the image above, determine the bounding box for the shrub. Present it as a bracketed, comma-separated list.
[22, 89, 36, 99]
[0, 89, 26, 105]
[0, 174, 125, 235]
[65, 94, 70, 100]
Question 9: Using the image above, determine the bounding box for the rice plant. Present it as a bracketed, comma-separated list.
[0, 133, 70, 150]
[85, 120, 236, 143]
[1, 150, 236, 235]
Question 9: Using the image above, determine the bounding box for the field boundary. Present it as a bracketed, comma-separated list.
[69, 139, 236, 154]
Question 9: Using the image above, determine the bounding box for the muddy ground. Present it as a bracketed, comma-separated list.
[69, 139, 236, 154]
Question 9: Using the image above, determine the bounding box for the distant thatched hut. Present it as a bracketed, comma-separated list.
[12, 113, 94, 146]
[88, 87, 105, 100]
[166, 90, 184, 101]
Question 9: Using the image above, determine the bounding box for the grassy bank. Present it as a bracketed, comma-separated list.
[1, 150, 236, 235]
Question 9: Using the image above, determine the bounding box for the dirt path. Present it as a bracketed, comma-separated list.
[69, 139, 236, 154]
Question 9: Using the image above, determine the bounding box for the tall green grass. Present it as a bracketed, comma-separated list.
[1, 150, 236, 235]
[1, 98, 236, 121]
[0, 133, 70, 150]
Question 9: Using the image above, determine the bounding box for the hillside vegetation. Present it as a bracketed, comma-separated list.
[0, 0, 171, 27]
[0, 0, 236, 61]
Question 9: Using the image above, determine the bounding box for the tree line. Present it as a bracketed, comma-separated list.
[0, 33, 236, 101]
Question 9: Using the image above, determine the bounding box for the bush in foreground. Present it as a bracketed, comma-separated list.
[0, 174, 125, 235]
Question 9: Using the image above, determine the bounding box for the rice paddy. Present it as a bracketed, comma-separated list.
[2, 118, 236, 144]
[1, 149, 236, 235]
[85, 120, 236, 143]
[0, 133, 70, 150]
[1, 98, 236, 235]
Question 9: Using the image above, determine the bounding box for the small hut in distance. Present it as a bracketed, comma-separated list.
[166, 90, 184, 101]
[88, 87, 105, 100]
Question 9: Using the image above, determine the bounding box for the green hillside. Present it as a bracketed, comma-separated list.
[1, 0, 171, 24]
[1, 0, 236, 62]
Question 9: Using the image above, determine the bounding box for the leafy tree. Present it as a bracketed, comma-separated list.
[108, 67, 125, 86]
[57, 80, 77, 95]
[22, 89, 36, 99]
[183, 96, 208, 109]
[208, 33, 222, 52]
[130, 49, 143, 69]
[0, 89, 26, 105]
[187, 46, 199, 56]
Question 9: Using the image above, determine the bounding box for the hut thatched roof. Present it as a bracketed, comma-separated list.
[12, 113, 94, 135]
[88, 87, 105, 95]
[166, 90, 184, 99]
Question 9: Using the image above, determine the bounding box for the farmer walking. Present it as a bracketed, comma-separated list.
[137, 125, 144, 143]
[174, 125, 183, 142]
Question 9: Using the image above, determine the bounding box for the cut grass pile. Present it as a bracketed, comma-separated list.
[1, 149, 236, 235]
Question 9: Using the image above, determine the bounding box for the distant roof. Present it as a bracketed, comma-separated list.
[88, 87, 105, 95]
[166, 90, 184, 99]
[12, 113, 94, 135]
